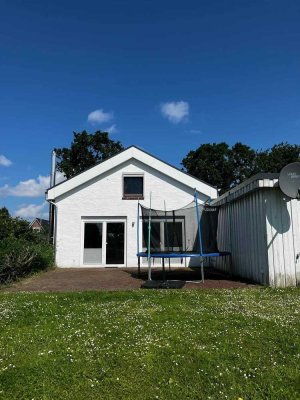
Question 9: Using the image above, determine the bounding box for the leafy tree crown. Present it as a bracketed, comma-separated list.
[55, 130, 124, 179]
[182, 142, 300, 194]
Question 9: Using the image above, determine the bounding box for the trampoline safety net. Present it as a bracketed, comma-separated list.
[140, 201, 220, 255]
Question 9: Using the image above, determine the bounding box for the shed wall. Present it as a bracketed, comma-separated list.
[216, 187, 300, 287]
[264, 188, 300, 287]
[215, 190, 269, 284]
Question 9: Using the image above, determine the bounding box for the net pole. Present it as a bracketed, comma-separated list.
[195, 189, 204, 283]
[137, 200, 140, 276]
[164, 200, 170, 278]
[164, 200, 169, 252]
[147, 192, 152, 281]
[195, 189, 203, 255]
[137, 200, 140, 253]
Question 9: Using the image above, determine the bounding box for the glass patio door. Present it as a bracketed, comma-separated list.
[106, 222, 125, 264]
[83, 222, 103, 264]
[83, 220, 125, 265]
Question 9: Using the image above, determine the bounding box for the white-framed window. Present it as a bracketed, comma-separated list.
[123, 174, 144, 199]
[142, 218, 184, 252]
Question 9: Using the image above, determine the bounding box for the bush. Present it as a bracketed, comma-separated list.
[0, 207, 54, 284]
[0, 238, 54, 284]
[0, 207, 42, 242]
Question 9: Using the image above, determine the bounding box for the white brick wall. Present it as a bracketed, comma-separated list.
[54, 159, 209, 267]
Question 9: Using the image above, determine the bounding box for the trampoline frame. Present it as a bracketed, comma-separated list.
[136, 190, 231, 283]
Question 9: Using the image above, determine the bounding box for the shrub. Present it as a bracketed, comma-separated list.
[0, 207, 54, 284]
[0, 238, 54, 284]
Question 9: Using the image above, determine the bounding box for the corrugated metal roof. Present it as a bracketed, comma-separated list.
[212, 173, 280, 206]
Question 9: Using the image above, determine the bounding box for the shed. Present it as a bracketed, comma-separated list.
[213, 173, 300, 287]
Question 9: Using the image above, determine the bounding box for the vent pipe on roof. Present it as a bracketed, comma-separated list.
[50, 150, 56, 188]
[49, 150, 56, 243]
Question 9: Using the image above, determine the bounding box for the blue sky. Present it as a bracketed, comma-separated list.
[1, 0, 300, 219]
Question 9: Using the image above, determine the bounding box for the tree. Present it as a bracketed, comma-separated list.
[182, 142, 300, 194]
[255, 142, 300, 174]
[55, 131, 124, 179]
[229, 142, 256, 187]
[181, 143, 232, 191]
[182, 142, 256, 193]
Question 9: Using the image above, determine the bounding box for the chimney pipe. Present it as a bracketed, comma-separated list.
[49, 150, 56, 243]
[50, 150, 56, 187]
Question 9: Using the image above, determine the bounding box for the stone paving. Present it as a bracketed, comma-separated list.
[4, 267, 257, 292]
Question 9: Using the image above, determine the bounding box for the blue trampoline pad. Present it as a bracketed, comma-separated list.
[137, 252, 230, 259]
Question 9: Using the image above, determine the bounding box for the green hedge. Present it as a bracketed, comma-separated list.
[0, 238, 54, 284]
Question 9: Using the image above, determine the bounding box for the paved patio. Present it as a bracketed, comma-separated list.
[3, 267, 257, 292]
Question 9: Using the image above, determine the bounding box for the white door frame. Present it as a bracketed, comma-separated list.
[81, 217, 127, 267]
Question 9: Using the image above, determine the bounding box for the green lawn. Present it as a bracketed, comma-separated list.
[0, 289, 299, 400]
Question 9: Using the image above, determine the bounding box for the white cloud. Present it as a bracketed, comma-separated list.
[0, 176, 49, 197]
[0, 155, 12, 167]
[87, 109, 113, 125]
[15, 202, 48, 220]
[160, 101, 189, 123]
[189, 129, 202, 134]
[0, 172, 65, 198]
[106, 124, 118, 134]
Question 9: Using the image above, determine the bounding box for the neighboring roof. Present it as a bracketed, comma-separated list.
[29, 218, 50, 230]
[212, 173, 280, 206]
[46, 145, 217, 200]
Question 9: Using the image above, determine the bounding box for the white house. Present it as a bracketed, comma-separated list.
[46, 146, 217, 268]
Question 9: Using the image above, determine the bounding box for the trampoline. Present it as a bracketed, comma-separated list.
[137, 190, 231, 283]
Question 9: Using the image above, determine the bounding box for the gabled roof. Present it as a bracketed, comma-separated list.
[46, 145, 217, 200]
[29, 218, 50, 231]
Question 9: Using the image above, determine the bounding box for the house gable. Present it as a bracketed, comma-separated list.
[29, 218, 49, 233]
[46, 146, 217, 201]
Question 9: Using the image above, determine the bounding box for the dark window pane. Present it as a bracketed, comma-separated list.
[142, 221, 161, 250]
[124, 177, 143, 196]
[164, 222, 183, 249]
[106, 222, 124, 264]
[84, 223, 102, 248]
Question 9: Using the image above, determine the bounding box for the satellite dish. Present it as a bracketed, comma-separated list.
[279, 162, 300, 199]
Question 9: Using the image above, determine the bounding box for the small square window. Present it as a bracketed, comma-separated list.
[123, 176, 143, 199]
